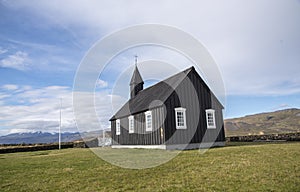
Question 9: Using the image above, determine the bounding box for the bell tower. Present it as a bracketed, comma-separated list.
[130, 55, 144, 98]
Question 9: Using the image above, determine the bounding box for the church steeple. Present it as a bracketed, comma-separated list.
[130, 56, 144, 98]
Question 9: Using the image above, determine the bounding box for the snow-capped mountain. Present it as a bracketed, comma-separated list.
[0, 130, 104, 144]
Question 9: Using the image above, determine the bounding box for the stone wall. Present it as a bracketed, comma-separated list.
[226, 132, 300, 142]
[0, 143, 74, 154]
[0, 138, 100, 153]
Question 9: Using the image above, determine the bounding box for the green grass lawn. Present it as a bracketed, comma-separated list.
[1, 142, 299, 192]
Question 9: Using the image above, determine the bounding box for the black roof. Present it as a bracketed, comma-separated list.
[130, 65, 143, 85]
[109, 66, 223, 121]
[110, 67, 193, 121]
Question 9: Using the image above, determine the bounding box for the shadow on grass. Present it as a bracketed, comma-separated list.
[91, 148, 179, 169]
[29, 151, 50, 156]
[225, 141, 296, 147]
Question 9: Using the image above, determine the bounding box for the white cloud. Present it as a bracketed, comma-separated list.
[1, 84, 18, 91]
[271, 104, 291, 111]
[0, 93, 9, 100]
[8, 0, 298, 96]
[0, 85, 74, 135]
[0, 47, 8, 54]
[0, 51, 31, 71]
[96, 79, 108, 88]
[5, 37, 81, 72]
[8, 129, 29, 134]
[0, 85, 126, 136]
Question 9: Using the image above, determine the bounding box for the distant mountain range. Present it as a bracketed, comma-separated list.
[225, 108, 300, 136]
[0, 130, 104, 144]
[1, 108, 299, 144]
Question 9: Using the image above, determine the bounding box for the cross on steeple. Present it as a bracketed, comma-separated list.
[135, 55, 138, 66]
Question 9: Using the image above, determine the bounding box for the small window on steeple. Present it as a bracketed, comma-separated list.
[130, 63, 144, 98]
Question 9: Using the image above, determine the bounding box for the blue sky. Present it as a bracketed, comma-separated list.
[0, 0, 300, 135]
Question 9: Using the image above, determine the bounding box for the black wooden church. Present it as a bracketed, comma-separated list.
[110, 64, 225, 150]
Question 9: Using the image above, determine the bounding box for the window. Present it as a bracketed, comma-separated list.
[175, 107, 187, 129]
[145, 111, 152, 131]
[116, 119, 120, 135]
[206, 109, 216, 129]
[128, 116, 134, 133]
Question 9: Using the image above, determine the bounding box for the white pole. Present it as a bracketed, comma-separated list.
[59, 98, 62, 150]
[102, 129, 105, 147]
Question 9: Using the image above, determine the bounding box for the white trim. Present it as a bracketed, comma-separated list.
[112, 145, 167, 149]
[111, 142, 225, 150]
[116, 119, 120, 135]
[206, 109, 216, 129]
[128, 115, 134, 134]
[145, 110, 152, 131]
[175, 107, 187, 129]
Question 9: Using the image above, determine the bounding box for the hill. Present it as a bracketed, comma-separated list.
[225, 108, 300, 136]
[0, 130, 103, 144]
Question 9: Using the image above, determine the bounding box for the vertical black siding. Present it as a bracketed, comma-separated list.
[111, 107, 165, 145]
[164, 69, 225, 145]
[211, 97, 225, 142]
[111, 120, 117, 145]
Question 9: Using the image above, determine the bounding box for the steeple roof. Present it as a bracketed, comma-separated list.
[130, 65, 143, 85]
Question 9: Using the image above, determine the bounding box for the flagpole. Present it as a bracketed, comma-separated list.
[102, 129, 105, 147]
[59, 98, 62, 150]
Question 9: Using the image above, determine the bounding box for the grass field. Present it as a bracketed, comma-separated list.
[1, 142, 299, 191]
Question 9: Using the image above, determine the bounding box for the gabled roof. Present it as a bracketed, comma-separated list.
[130, 65, 143, 85]
[110, 66, 224, 121]
[110, 67, 193, 121]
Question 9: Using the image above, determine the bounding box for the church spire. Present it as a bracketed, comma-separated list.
[135, 55, 138, 66]
[130, 56, 144, 98]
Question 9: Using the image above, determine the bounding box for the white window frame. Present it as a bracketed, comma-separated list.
[175, 107, 187, 129]
[145, 111, 152, 132]
[128, 115, 134, 134]
[206, 109, 216, 129]
[116, 119, 121, 135]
